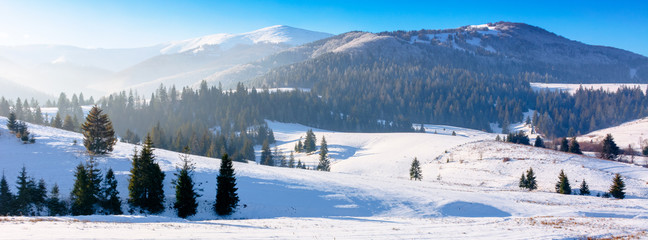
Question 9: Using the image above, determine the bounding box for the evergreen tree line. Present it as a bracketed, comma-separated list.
[519, 167, 625, 199]
[0, 167, 66, 216]
[5, 112, 35, 143]
[0, 95, 83, 132]
[1, 137, 239, 218]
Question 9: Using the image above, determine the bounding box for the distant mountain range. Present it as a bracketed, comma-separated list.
[0, 22, 646, 100]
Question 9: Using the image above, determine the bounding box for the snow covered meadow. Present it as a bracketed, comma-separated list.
[1, 117, 647, 239]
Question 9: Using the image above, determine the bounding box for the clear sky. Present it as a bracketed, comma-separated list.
[0, 0, 647, 56]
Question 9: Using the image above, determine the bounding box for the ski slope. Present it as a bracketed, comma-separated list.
[1, 117, 648, 239]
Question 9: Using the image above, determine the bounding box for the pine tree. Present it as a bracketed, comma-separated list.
[51, 112, 62, 128]
[6, 112, 17, 132]
[317, 136, 330, 171]
[70, 163, 93, 215]
[534, 136, 545, 148]
[526, 168, 537, 190]
[296, 138, 303, 153]
[643, 145, 648, 156]
[288, 151, 295, 168]
[0, 173, 14, 215]
[261, 139, 273, 166]
[15, 166, 35, 215]
[568, 138, 582, 154]
[101, 168, 122, 215]
[47, 184, 67, 216]
[599, 134, 620, 160]
[304, 129, 316, 153]
[128, 135, 165, 214]
[33, 179, 48, 214]
[555, 170, 571, 194]
[519, 172, 527, 189]
[214, 154, 239, 216]
[81, 106, 116, 155]
[609, 173, 625, 199]
[173, 147, 199, 218]
[579, 179, 590, 195]
[559, 138, 569, 152]
[86, 157, 103, 210]
[409, 157, 422, 180]
[62, 115, 76, 131]
[33, 107, 44, 125]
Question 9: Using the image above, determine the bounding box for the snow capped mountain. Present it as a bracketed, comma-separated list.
[159, 25, 333, 54]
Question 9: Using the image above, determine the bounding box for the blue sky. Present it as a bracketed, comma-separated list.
[0, 0, 646, 56]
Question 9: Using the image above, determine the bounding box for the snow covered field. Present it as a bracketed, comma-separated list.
[530, 82, 648, 94]
[1, 117, 648, 239]
[578, 116, 648, 150]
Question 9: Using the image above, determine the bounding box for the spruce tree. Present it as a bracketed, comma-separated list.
[559, 138, 569, 152]
[15, 166, 34, 215]
[70, 163, 93, 215]
[317, 136, 330, 171]
[261, 139, 273, 166]
[600, 134, 620, 160]
[579, 179, 590, 195]
[288, 151, 295, 168]
[525, 168, 537, 190]
[81, 106, 116, 155]
[409, 157, 422, 180]
[51, 112, 62, 129]
[62, 115, 76, 131]
[215, 154, 239, 216]
[568, 138, 582, 154]
[128, 135, 165, 214]
[534, 136, 544, 148]
[173, 147, 199, 218]
[101, 168, 122, 215]
[304, 129, 316, 153]
[519, 172, 527, 189]
[6, 112, 17, 132]
[609, 173, 625, 199]
[47, 184, 67, 216]
[0, 173, 14, 215]
[555, 170, 571, 194]
[643, 145, 648, 156]
[34, 179, 48, 214]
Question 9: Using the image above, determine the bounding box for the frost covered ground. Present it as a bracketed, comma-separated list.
[1, 117, 647, 239]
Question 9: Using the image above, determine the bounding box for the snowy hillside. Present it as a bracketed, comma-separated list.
[531, 82, 648, 94]
[1, 117, 648, 238]
[160, 25, 333, 54]
[578, 116, 648, 150]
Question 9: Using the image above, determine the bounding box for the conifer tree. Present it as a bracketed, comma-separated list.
[62, 115, 76, 131]
[609, 173, 625, 199]
[34, 179, 48, 214]
[568, 138, 582, 154]
[128, 135, 166, 214]
[304, 129, 316, 153]
[599, 134, 620, 160]
[296, 160, 303, 169]
[101, 168, 122, 215]
[559, 138, 569, 152]
[555, 170, 571, 194]
[6, 112, 17, 132]
[51, 112, 62, 128]
[215, 154, 239, 216]
[288, 151, 295, 168]
[173, 147, 199, 218]
[643, 145, 648, 156]
[579, 179, 590, 195]
[525, 168, 537, 190]
[81, 106, 116, 155]
[15, 166, 35, 215]
[519, 172, 527, 189]
[317, 136, 330, 171]
[70, 163, 93, 215]
[410, 157, 422, 180]
[47, 184, 67, 216]
[296, 138, 303, 153]
[33, 107, 44, 125]
[534, 136, 544, 148]
[261, 139, 273, 166]
[0, 173, 14, 215]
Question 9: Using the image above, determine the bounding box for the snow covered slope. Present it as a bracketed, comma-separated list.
[1, 117, 647, 238]
[578, 116, 648, 150]
[160, 25, 333, 54]
[531, 82, 648, 94]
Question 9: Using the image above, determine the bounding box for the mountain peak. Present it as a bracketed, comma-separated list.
[160, 25, 333, 54]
